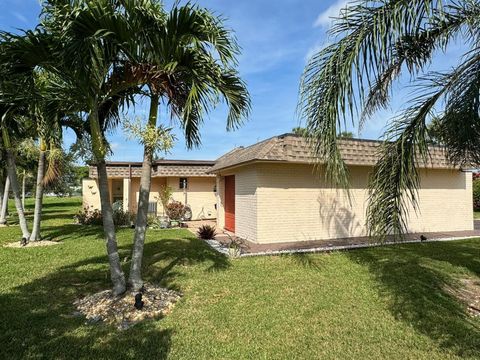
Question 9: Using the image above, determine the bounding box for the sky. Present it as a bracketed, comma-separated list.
[0, 0, 468, 163]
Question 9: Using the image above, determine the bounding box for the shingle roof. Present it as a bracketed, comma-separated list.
[88, 160, 215, 178]
[209, 133, 456, 172]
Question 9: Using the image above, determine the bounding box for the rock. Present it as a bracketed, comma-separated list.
[73, 283, 181, 329]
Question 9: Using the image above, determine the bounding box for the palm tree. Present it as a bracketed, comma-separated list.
[119, 3, 250, 291]
[299, 0, 480, 240]
[40, 0, 151, 295]
[0, 108, 31, 239]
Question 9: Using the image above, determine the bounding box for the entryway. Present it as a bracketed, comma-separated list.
[224, 175, 235, 232]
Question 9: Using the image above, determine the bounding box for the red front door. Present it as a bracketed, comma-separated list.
[224, 175, 235, 232]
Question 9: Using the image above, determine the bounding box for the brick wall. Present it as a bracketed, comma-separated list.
[249, 163, 473, 244]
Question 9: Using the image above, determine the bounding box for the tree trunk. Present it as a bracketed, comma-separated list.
[128, 95, 159, 291]
[5, 150, 30, 239]
[22, 169, 26, 210]
[29, 149, 46, 241]
[0, 176, 8, 226]
[90, 109, 126, 296]
[0, 175, 4, 217]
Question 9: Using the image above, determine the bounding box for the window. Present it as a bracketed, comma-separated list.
[179, 177, 188, 189]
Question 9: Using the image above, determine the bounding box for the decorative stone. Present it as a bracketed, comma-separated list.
[73, 283, 182, 330]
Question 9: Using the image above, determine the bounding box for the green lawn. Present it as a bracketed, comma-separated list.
[474, 211, 480, 219]
[0, 197, 479, 359]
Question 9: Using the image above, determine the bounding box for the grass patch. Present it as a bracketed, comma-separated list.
[0, 197, 479, 359]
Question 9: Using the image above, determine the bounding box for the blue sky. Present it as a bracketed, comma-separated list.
[0, 0, 467, 162]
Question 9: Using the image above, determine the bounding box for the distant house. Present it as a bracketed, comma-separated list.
[83, 133, 473, 244]
[83, 160, 217, 220]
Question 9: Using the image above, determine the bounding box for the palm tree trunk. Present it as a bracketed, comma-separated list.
[90, 109, 126, 296]
[5, 150, 30, 239]
[0, 176, 8, 226]
[29, 148, 46, 241]
[21, 169, 26, 209]
[128, 95, 159, 291]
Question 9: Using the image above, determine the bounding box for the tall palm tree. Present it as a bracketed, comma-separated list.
[299, 0, 480, 240]
[40, 0, 149, 295]
[119, 3, 250, 291]
[0, 108, 32, 239]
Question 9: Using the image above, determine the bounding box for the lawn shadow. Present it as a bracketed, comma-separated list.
[347, 240, 480, 358]
[135, 235, 231, 291]
[0, 233, 229, 358]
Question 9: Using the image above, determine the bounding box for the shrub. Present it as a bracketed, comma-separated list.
[74, 206, 132, 226]
[112, 208, 133, 226]
[166, 201, 186, 221]
[473, 177, 480, 211]
[74, 206, 103, 225]
[197, 225, 217, 240]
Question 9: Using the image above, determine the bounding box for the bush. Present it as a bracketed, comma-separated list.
[74, 206, 103, 225]
[166, 201, 186, 221]
[197, 225, 217, 240]
[473, 176, 480, 211]
[74, 206, 132, 226]
[112, 208, 133, 226]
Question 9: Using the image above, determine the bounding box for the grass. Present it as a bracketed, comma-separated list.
[474, 211, 480, 219]
[0, 197, 479, 359]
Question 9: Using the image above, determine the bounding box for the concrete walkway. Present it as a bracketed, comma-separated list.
[203, 221, 480, 257]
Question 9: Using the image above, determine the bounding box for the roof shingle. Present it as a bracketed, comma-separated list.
[209, 133, 456, 172]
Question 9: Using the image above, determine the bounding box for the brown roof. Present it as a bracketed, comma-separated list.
[209, 133, 456, 172]
[89, 159, 215, 178]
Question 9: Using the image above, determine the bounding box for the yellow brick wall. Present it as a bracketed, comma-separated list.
[167, 177, 217, 220]
[216, 176, 225, 229]
[83, 176, 216, 220]
[82, 179, 101, 210]
[251, 163, 473, 244]
[234, 166, 258, 242]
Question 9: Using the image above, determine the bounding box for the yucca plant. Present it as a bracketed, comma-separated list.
[197, 225, 217, 240]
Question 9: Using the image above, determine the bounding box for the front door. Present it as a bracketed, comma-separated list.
[224, 175, 235, 232]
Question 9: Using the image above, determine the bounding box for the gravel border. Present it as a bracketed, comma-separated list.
[204, 235, 480, 258]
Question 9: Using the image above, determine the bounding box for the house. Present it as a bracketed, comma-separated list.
[83, 160, 217, 220]
[209, 134, 473, 244]
[83, 133, 473, 244]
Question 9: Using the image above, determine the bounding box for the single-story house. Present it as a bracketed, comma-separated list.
[83, 133, 473, 244]
[83, 160, 217, 220]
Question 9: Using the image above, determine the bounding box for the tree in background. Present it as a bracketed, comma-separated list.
[299, 0, 480, 240]
[292, 127, 353, 138]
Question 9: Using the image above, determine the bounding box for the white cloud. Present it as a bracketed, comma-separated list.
[314, 0, 350, 28]
[11, 11, 28, 24]
[304, 41, 331, 62]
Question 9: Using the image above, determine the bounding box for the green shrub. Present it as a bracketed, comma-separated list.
[74, 207, 103, 225]
[112, 208, 133, 226]
[473, 177, 480, 211]
[74, 206, 132, 226]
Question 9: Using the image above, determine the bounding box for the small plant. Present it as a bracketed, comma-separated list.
[158, 185, 173, 215]
[75, 206, 132, 226]
[112, 208, 133, 226]
[225, 233, 246, 258]
[74, 206, 103, 225]
[197, 225, 217, 240]
[165, 201, 186, 221]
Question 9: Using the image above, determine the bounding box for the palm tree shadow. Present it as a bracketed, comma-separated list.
[134, 235, 231, 291]
[346, 240, 480, 357]
[0, 234, 229, 358]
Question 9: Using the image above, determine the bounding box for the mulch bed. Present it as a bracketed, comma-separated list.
[73, 283, 182, 330]
[3, 240, 61, 248]
[445, 278, 480, 318]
